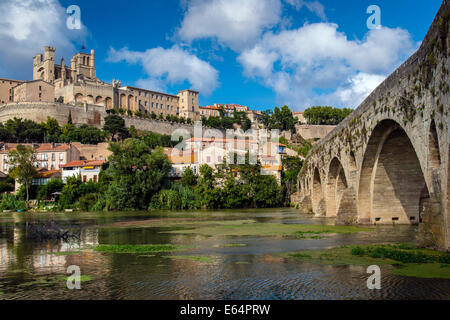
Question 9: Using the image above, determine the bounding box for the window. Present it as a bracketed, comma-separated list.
[52, 153, 55, 161]
[99, 156, 103, 160]
[218, 156, 222, 162]
[206, 156, 211, 163]
[93, 175, 97, 183]
[59, 153, 63, 160]
[83, 175, 87, 183]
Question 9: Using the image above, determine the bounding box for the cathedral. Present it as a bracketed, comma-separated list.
[1, 46, 201, 120]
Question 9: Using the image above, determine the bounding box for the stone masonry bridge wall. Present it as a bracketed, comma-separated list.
[295, 0, 450, 250]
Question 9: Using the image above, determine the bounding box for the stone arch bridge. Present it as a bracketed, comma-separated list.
[294, 1, 450, 250]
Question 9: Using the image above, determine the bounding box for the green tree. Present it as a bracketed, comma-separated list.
[103, 115, 129, 141]
[42, 117, 62, 142]
[8, 145, 37, 202]
[37, 178, 63, 201]
[58, 176, 82, 210]
[5, 118, 44, 143]
[103, 138, 171, 210]
[0, 175, 15, 194]
[304, 106, 353, 125]
[281, 155, 303, 203]
[181, 167, 197, 187]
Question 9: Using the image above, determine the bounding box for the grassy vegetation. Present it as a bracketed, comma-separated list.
[163, 255, 217, 263]
[284, 243, 450, 279]
[94, 244, 187, 254]
[391, 263, 450, 279]
[15, 274, 93, 288]
[66, 275, 93, 282]
[220, 243, 248, 247]
[285, 245, 397, 266]
[51, 251, 82, 256]
[163, 219, 373, 237]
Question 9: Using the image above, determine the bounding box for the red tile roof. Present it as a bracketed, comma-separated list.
[36, 169, 61, 178]
[0, 143, 71, 152]
[61, 160, 103, 168]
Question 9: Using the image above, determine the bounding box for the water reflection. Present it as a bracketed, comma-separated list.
[0, 209, 449, 300]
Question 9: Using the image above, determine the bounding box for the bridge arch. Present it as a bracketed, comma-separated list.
[358, 119, 428, 224]
[326, 157, 348, 217]
[312, 167, 325, 215]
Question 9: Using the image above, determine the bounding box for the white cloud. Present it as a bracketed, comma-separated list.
[238, 23, 416, 109]
[107, 46, 219, 95]
[334, 73, 386, 106]
[177, 0, 282, 51]
[0, 0, 85, 79]
[284, 0, 327, 20]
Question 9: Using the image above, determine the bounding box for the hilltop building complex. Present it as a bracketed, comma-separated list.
[0, 46, 201, 120]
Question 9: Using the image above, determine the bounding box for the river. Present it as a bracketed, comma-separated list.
[0, 208, 449, 300]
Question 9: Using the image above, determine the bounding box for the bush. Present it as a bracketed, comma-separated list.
[76, 193, 98, 212]
[0, 193, 26, 211]
[351, 246, 365, 256]
[150, 189, 181, 210]
[149, 183, 202, 210]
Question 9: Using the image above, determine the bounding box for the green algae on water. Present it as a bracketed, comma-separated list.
[284, 243, 450, 279]
[163, 255, 217, 263]
[51, 251, 82, 256]
[94, 244, 188, 253]
[391, 263, 450, 279]
[220, 243, 248, 247]
[164, 220, 373, 237]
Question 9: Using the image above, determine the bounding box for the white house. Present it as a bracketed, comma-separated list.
[61, 160, 103, 183]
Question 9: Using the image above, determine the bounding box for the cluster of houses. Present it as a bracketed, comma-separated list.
[199, 103, 265, 125]
[0, 142, 110, 191]
[165, 137, 295, 182]
[0, 134, 293, 196]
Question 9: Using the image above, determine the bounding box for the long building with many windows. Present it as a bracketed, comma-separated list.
[0, 46, 201, 120]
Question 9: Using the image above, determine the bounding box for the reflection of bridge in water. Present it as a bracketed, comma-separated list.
[294, 1, 450, 250]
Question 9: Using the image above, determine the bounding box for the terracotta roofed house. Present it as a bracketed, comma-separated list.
[0, 142, 80, 173]
[61, 160, 103, 183]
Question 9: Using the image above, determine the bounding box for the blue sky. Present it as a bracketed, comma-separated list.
[0, 0, 443, 111]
